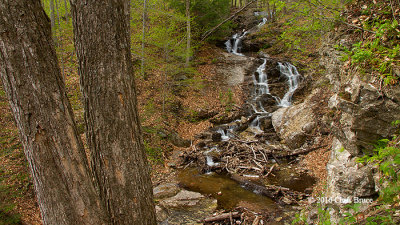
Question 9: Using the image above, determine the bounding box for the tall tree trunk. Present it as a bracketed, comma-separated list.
[141, 0, 147, 78]
[70, 1, 157, 224]
[0, 1, 109, 224]
[185, 0, 191, 68]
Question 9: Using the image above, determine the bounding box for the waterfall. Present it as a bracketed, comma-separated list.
[254, 59, 269, 95]
[216, 128, 230, 141]
[225, 31, 247, 56]
[277, 62, 301, 107]
[250, 59, 272, 115]
[258, 18, 268, 27]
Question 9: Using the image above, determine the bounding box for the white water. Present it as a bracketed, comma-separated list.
[258, 18, 268, 27]
[225, 31, 248, 56]
[216, 128, 230, 141]
[206, 155, 219, 167]
[254, 59, 269, 95]
[277, 62, 300, 107]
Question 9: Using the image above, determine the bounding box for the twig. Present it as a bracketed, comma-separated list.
[252, 216, 260, 225]
[183, 160, 193, 169]
[238, 166, 262, 171]
[251, 146, 257, 160]
[265, 164, 275, 177]
[271, 154, 281, 164]
[260, 149, 268, 162]
[252, 159, 263, 170]
[390, 0, 399, 24]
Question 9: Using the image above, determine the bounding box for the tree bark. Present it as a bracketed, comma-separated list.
[0, 1, 109, 224]
[185, 0, 191, 68]
[70, 1, 157, 224]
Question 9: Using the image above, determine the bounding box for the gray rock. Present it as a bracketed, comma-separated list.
[153, 183, 180, 199]
[160, 190, 205, 208]
[327, 76, 400, 156]
[217, 53, 258, 87]
[326, 138, 376, 200]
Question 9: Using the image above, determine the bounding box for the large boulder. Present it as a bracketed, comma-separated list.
[326, 138, 377, 200]
[217, 53, 258, 87]
[271, 98, 317, 149]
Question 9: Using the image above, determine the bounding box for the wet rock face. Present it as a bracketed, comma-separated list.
[326, 76, 400, 156]
[326, 138, 377, 199]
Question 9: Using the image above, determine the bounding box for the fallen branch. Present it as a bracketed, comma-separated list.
[204, 212, 240, 223]
[201, 0, 257, 41]
[275, 145, 328, 158]
[265, 164, 275, 177]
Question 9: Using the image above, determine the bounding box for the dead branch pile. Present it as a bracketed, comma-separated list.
[181, 138, 326, 178]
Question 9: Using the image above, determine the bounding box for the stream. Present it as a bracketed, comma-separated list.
[173, 12, 316, 223]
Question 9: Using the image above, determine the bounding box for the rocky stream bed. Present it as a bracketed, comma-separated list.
[152, 10, 323, 225]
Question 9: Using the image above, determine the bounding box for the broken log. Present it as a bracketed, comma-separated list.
[204, 212, 240, 223]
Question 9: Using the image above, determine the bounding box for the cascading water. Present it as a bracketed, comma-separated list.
[225, 31, 248, 56]
[253, 59, 269, 96]
[277, 62, 300, 107]
[206, 156, 219, 167]
[258, 18, 268, 27]
[216, 128, 230, 141]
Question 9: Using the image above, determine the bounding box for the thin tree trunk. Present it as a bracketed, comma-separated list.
[0, 1, 109, 224]
[185, 0, 191, 68]
[70, 1, 157, 224]
[163, 43, 168, 114]
[63, 0, 69, 20]
[141, 0, 147, 78]
[55, 0, 65, 82]
[50, 0, 55, 32]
